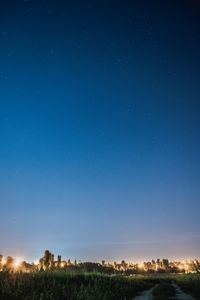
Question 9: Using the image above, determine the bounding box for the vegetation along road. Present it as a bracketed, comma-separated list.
[133, 286, 155, 300]
[172, 283, 195, 300]
[133, 282, 196, 300]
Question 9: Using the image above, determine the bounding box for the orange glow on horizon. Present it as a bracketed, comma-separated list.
[138, 262, 144, 269]
[14, 258, 23, 268]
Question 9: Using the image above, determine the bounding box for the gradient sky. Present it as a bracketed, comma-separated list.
[0, 0, 200, 262]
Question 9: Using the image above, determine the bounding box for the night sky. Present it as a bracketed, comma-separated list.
[0, 0, 200, 262]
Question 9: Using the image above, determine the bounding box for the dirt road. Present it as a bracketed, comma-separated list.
[132, 283, 195, 300]
[172, 283, 195, 300]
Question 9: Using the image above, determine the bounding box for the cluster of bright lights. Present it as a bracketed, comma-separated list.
[1, 254, 198, 274]
[0, 256, 24, 270]
[1, 257, 6, 266]
[178, 261, 190, 272]
[138, 262, 144, 269]
[14, 258, 23, 269]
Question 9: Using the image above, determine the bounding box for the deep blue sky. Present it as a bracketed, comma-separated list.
[0, 0, 200, 262]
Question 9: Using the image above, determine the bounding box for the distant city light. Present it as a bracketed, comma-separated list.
[0, 250, 199, 274]
[14, 258, 23, 268]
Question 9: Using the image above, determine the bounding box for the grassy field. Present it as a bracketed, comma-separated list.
[0, 271, 156, 300]
[174, 273, 200, 299]
[0, 271, 199, 300]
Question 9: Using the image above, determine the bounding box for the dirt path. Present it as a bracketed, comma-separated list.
[172, 283, 195, 300]
[132, 286, 155, 300]
[132, 284, 196, 300]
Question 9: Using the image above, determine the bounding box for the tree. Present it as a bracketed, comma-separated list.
[191, 260, 200, 273]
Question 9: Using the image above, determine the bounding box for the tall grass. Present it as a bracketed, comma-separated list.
[0, 271, 155, 300]
[174, 273, 200, 299]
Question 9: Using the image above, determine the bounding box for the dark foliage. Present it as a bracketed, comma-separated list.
[153, 282, 176, 300]
[175, 274, 200, 299]
[0, 271, 155, 300]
